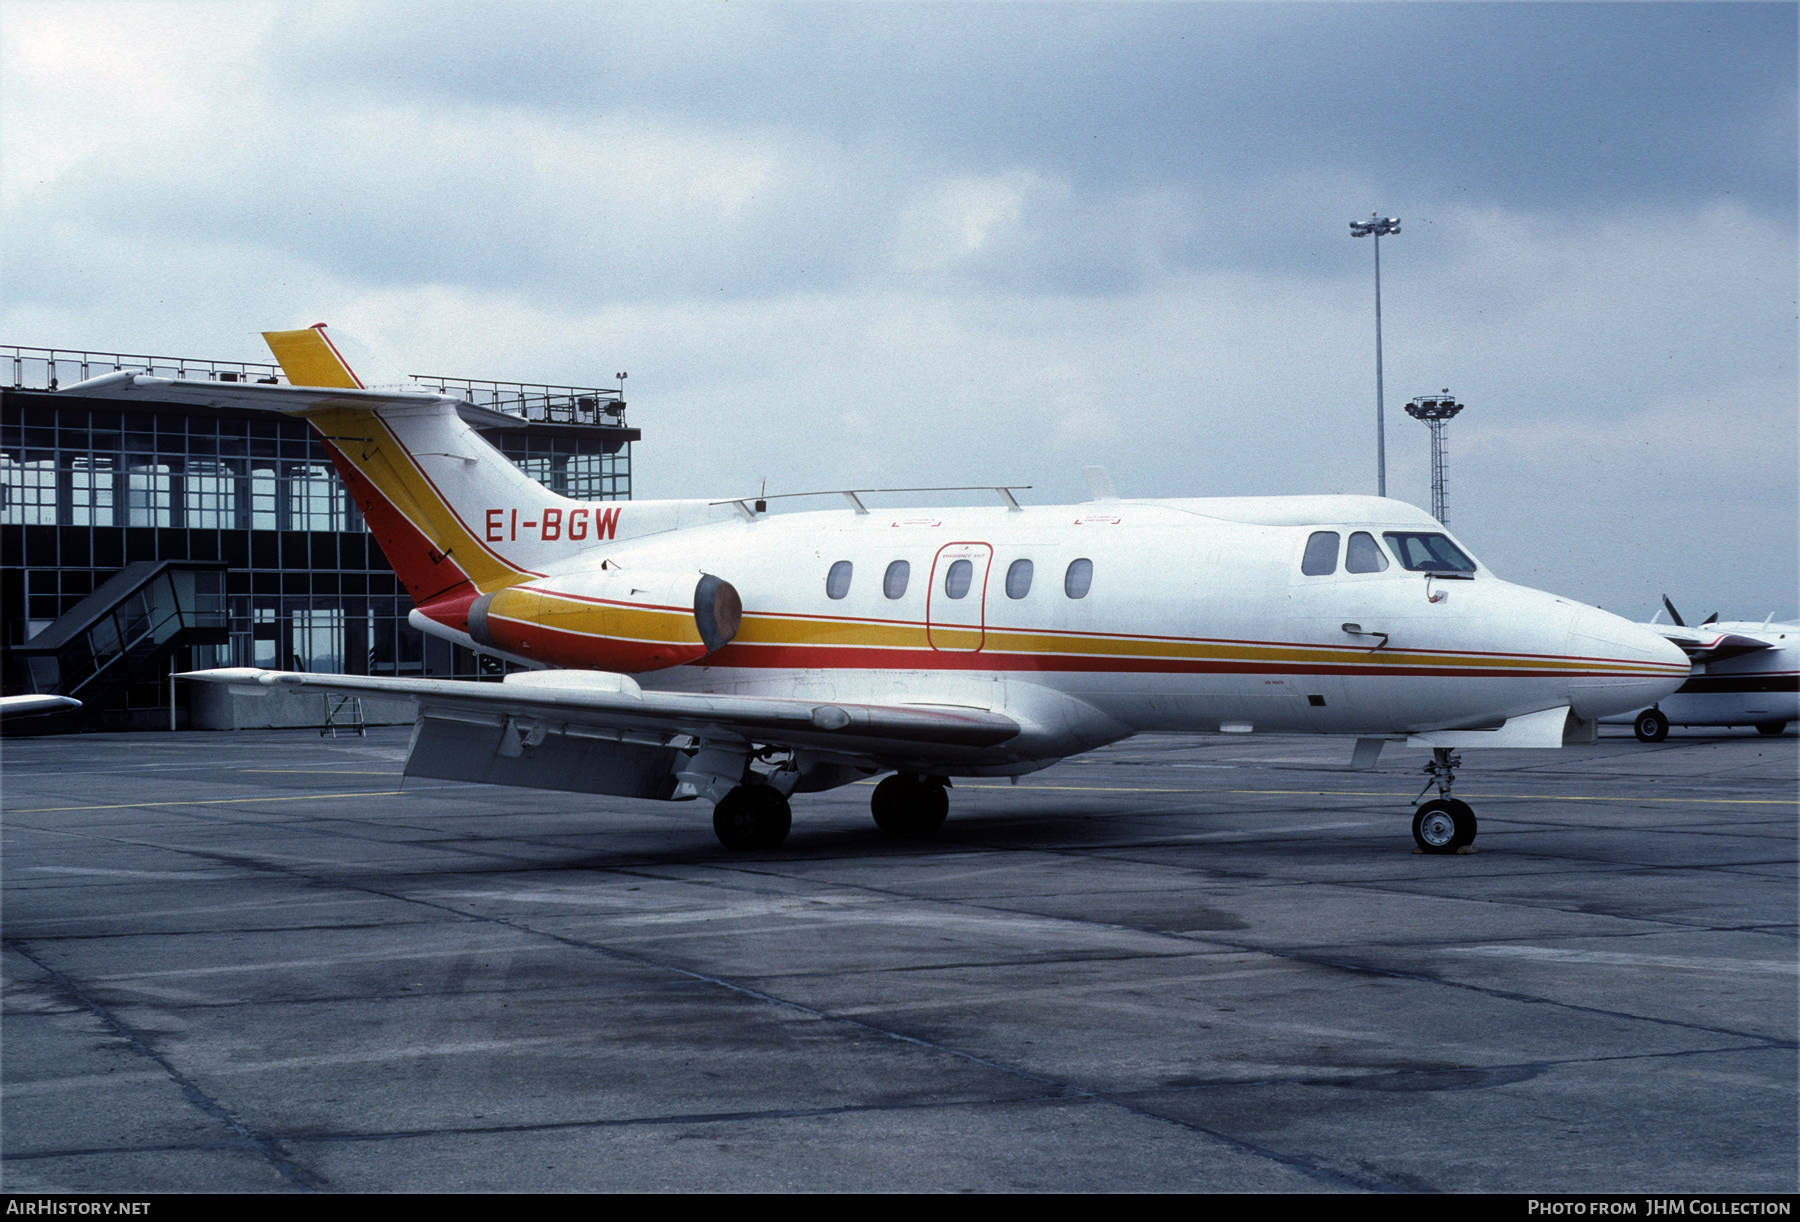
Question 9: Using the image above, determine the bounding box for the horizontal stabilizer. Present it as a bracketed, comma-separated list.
[55, 371, 525, 429]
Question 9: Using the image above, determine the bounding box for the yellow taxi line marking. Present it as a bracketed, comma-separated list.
[961, 783, 1796, 806]
[7, 790, 414, 814]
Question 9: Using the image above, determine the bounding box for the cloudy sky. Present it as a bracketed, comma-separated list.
[3, 1, 1794, 620]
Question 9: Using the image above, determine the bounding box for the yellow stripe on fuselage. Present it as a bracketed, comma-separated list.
[727, 612, 1676, 674]
[488, 588, 701, 645]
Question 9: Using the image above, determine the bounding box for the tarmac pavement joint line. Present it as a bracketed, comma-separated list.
[4, 940, 324, 1192]
[229, 853, 1427, 1193]
[964, 782, 1797, 806]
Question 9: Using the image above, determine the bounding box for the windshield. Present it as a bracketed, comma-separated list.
[1382, 532, 1477, 573]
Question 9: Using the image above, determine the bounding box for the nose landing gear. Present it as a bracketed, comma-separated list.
[1412, 747, 1477, 854]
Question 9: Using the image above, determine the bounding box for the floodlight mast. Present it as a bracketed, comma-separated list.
[1350, 213, 1401, 497]
[1404, 389, 1465, 525]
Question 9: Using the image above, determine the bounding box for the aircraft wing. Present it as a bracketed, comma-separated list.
[57, 371, 525, 429]
[0, 694, 81, 717]
[181, 668, 1019, 756]
[1652, 625, 1773, 663]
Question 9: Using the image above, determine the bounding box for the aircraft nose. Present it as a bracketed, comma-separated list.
[1563, 604, 1691, 719]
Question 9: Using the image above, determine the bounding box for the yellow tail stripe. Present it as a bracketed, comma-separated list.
[263, 326, 361, 389]
[304, 406, 527, 593]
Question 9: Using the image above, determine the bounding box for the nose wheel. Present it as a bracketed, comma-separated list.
[1412, 748, 1478, 854]
[1413, 798, 1477, 853]
[870, 773, 949, 835]
[1633, 708, 1670, 742]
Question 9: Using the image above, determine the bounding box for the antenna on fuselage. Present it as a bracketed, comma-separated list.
[1084, 466, 1118, 501]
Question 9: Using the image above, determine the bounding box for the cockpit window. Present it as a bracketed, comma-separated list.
[1382, 532, 1477, 573]
[1301, 531, 1339, 576]
[1345, 531, 1389, 573]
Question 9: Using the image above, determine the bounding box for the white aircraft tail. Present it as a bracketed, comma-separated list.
[262, 325, 723, 609]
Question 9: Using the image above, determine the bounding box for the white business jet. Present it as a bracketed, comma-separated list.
[61, 326, 1688, 854]
[1614, 598, 1796, 741]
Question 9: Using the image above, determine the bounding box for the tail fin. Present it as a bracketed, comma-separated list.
[261, 325, 721, 613]
[263, 324, 364, 390]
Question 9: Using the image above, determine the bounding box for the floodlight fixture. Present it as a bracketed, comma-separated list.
[1406, 389, 1465, 525]
[1349, 212, 1402, 495]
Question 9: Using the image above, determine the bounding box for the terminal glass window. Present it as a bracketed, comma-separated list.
[185, 460, 236, 529]
[289, 462, 346, 531]
[1065, 558, 1093, 599]
[826, 560, 853, 599]
[250, 468, 280, 530]
[0, 456, 57, 525]
[69, 457, 115, 526]
[883, 560, 910, 599]
[1382, 532, 1477, 573]
[1301, 531, 1339, 575]
[1345, 531, 1389, 573]
[126, 464, 172, 527]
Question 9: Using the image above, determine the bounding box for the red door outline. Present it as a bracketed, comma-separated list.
[926, 542, 993, 652]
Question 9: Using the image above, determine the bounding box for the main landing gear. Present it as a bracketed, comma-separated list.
[870, 772, 949, 836]
[712, 784, 792, 850]
[1412, 747, 1478, 855]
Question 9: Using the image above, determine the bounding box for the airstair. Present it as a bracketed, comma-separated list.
[5, 561, 228, 730]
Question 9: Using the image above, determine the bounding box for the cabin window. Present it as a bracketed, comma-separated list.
[1301, 531, 1340, 575]
[1346, 531, 1389, 573]
[943, 558, 973, 599]
[1382, 532, 1477, 573]
[826, 560, 854, 599]
[1005, 558, 1033, 599]
[1064, 558, 1093, 599]
[883, 560, 910, 599]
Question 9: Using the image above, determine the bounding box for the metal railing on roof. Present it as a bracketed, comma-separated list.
[408, 375, 629, 427]
[2, 345, 629, 429]
[4, 345, 283, 390]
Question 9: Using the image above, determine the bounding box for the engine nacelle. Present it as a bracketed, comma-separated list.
[468, 570, 741, 673]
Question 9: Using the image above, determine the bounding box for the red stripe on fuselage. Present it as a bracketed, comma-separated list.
[699, 640, 1667, 678]
[321, 439, 476, 606]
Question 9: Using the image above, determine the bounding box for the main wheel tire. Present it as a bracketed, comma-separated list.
[1755, 721, 1788, 736]
[870, 773, 949, 835]
[712, 785, 792, 850]
[1413, 799, 1476, 855]
[1633, 708, 1670, 743]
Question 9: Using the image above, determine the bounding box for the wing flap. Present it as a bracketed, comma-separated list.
[179, 668, 1020, 752]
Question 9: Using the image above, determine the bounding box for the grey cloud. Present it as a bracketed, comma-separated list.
[267, 2, 1797, 231]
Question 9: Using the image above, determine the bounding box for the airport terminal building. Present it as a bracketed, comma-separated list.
[1, 343, 637, 731]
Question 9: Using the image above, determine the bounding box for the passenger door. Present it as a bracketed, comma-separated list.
[927, 542, 993, 652]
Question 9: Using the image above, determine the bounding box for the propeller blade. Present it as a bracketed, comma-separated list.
[1701, 612, 1718, 625]
[1661, 595, 1685, 627]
